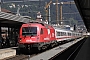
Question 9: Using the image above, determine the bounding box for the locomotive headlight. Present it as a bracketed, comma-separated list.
[19, 40, 22, 42]
[18, 38, 22, 41]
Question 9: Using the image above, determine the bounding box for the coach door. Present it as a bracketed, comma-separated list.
[40, 28, 44, 42]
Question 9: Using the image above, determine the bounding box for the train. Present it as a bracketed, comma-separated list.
[18, 21, 82, 51]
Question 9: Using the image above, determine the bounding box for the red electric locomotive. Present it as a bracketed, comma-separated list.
[18, 22, 56, 50]
[18, 21, 82, 51]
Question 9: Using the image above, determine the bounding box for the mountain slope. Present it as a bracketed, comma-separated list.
[1, 0, 82, 25]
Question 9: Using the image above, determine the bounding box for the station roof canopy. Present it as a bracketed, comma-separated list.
[0, 9, 31, 27]
[74, 0, 90, 32]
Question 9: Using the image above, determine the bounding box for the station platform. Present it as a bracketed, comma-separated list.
[29, 37, 84, 60]
[0, 37, 84, 60]
[0, 47, 16, 60]
[74, 36, 90, 60]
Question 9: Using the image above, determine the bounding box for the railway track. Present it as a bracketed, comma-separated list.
[2, 40, 69, 60]
[51, 37, 87, 60]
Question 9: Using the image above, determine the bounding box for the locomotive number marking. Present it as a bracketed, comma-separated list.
[26, 40, 36, 42]
[44, 38, 50, 40]
[26, 40, 32, 42]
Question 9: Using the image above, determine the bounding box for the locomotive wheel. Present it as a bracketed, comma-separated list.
[32, 47, 41, 53]
[37, 46, 41, 51]
[55, 41, 58, 46]
[42, 45, 47, 50]
[51, 43, 55, 47]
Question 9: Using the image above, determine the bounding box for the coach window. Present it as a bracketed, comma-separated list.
[62, 32, 63, 36]
[60, 32, 61, 36]
[40, 28, 43, 34]
[60, 32, 62, 36]
[68, 33, 70, 36]
[63, 32, 65, 36]
[56, 31, 60, 36]
[70, 33, 71, 36]
[61, 32, 63, 36]
[64, 32, 66, 36]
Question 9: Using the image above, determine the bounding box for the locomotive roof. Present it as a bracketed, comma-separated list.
[28, 21, 53, 28]
[29, 21, 46, 25]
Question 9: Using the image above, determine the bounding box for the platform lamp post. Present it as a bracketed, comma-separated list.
[48, 5, 51, 25]
[0, 0, 1, 44]
[0, 0, 1, 12]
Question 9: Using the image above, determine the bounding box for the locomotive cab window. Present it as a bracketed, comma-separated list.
[22, 27, 37, 36]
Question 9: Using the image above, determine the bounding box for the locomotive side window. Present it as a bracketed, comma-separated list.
[40, 28, 43, 34]
[22, 27, 37, 36]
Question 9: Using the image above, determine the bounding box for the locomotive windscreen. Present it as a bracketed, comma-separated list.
[22, 27, 37, 36]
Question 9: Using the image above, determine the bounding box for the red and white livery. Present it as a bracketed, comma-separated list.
[18, 21, 82, 50]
